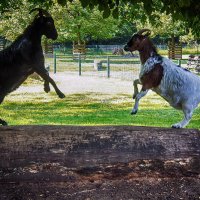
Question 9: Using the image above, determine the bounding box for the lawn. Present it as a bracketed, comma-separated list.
[1, 77, 200, 129]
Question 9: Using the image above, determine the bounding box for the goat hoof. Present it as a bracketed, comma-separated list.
[172, 124, 182, 129]
[131, 110, 137, 115]
[44, 87, 50, 93]
[58, 93, 65, 99]
[132, 94, 136, 99]
[0, 120, 8, 126]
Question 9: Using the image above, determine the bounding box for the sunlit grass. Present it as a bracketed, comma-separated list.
[1, 83, 200, 129]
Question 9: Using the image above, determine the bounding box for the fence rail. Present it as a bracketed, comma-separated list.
[45, 53, 198, 81]
[47, 53, 141, 80]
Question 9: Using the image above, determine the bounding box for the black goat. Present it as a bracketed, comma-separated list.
[0, 8, 65, 125]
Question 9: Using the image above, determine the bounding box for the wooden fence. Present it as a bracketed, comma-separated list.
[168, 41, 182, 59]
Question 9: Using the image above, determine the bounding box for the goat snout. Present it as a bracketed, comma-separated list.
[48, 31, 58, 40]
[124, 45, 130, 52]
[52, 32, 58, 40]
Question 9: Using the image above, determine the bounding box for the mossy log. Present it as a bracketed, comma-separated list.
[0, 126, 200, 199]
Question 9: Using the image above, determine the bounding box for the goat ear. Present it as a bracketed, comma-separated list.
[38, 10, 43, 17]
[144, 31, 151, 37]
[137, 29, 151, 36]
[30, 8, 43, 17]
[30, 8, 51, 17]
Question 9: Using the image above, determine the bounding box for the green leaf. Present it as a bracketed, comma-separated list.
[116, 0, 119, 6]
[103, 7, 111, 18]
[178, 0, 191, 7]
[80, 0, 90, 8]
[89, 3, 95, 10]
[98, 3, 105, 11]
[112, 7, 119, 19]
[109, 2, 115, 9]
[57, 0, 66, 6]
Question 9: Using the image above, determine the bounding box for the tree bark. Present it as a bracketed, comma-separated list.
[0, 125, 200, 199]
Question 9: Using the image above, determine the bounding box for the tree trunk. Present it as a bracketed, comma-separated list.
[171, 33, 175, 44]
[0, 125, 200, 199]
[77, 24, 82, 45]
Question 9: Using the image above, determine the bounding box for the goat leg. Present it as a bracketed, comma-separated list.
[0, 96, 8, 125]
[133, 79, 141, 99]
[131, 79, 148, 114]
[0, 119, 8, 126]
[172, 103, 194, 128]
[44, 80, 50, 93]
[48, 76, 65, 98]
[131, 89, 148, 115]
[35, 68, 65, 98]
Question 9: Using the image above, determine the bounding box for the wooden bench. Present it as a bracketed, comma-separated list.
[73, 42, 86, 60]
[168, 42, 182, 59]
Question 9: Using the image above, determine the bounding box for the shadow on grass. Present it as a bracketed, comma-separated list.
[1, 93, 199, 129]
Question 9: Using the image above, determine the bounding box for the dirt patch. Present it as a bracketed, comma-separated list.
[14, 72, 135, 96]
[0, 126, 200, 200]
[1, 158, 200, 200]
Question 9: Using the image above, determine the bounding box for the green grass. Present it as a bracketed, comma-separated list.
[1, 85, 200, 129]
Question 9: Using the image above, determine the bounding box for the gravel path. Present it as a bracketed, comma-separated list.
[51, 72, 134, 95]
[15, 72, 135, 96]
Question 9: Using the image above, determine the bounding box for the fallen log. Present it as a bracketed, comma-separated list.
[0, 126, 200, 199]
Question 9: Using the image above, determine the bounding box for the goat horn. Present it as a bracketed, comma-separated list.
[137, 29, 151, 36]
[29, 8, 51, 17]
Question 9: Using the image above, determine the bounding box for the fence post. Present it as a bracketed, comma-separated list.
[78, 53, 81, 76]
[107, 56, 110, 78]
[53, 52, 56, 74]
[178, 59, 181, 66]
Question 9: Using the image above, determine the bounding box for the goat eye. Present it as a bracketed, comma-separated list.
[47, 22, 52, 26]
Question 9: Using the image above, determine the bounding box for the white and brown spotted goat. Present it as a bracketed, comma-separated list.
[124, 29, 200, 128]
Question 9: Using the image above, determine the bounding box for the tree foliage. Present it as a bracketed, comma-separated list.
[117, 1, 188, 40]
[134, 12, 187, 37]
[0, 0, 199, 43]
[51, 1, 119, 43]
[0, 0, 119, 43]
[0, 1, 32, 41]
[27, 0, 200, 36]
